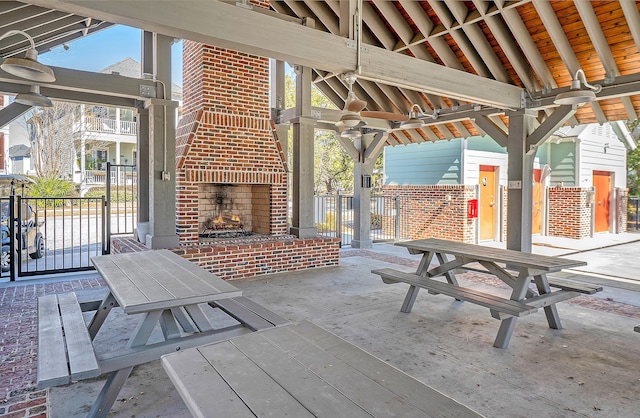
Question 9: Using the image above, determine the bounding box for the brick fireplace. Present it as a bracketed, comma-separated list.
[172, 18, 339, 280]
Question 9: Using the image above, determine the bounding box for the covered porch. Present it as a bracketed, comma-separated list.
[1, 239, 639, 416]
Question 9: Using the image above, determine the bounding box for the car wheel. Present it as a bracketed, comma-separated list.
[29, 233, 44, 259]
[1, 245, 10, 272]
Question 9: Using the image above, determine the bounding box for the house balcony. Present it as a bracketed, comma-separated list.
[83, 116, 137, 136]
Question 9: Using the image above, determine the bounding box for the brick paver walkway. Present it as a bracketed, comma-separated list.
[1, 251, 638, 417]
[0, 278, 104, 418]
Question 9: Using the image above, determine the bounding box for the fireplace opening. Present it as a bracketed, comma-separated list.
[198, 183, 271, 240]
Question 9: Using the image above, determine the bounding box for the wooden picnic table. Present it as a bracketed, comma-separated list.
[372, 238, 602, 348]
[37, 249, 289, 418]
[162, 321, 483, 418]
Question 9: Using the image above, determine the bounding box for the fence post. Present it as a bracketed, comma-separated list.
[105, 163, 112, 254]
[9, 195, 15, 281]
[336, 194, 343, 248]
[394, 196, 400, 241]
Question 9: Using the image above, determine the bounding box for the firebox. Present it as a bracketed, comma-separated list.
[198, 183, 271, 239]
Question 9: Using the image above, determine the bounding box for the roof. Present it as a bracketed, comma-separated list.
[8, 144, 30, 158]
[99, 57, 182, 100]
[2, 1, 640, 146]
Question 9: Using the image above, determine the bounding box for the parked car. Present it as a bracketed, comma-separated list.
[0, 175, 45, 272]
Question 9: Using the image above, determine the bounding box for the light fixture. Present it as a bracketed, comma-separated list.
[400, 104, 438, 130]
[0, 30, 56, 83]
[336, 111, 363, 128]
[15, 85, 52, 107]
[553, 69, 601, 105]
[340, 128, 361, 139]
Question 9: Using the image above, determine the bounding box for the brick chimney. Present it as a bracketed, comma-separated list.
[174, 1, 288, 243]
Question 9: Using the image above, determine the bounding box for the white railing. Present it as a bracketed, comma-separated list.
[84, 117, 137, 135]
[84, 169, 137, 186]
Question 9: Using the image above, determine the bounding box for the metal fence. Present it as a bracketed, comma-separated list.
[106, 163, 137, 239]
[628, 196, 640, 230]
[314, 194, 409, 246]
[1, 196, 107, 280]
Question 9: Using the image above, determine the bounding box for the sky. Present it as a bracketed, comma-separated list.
[39, 25, 183, 86]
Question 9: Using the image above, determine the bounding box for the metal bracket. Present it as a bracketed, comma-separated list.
[346, 41, 368, 52]
[140, 84, 156, 98]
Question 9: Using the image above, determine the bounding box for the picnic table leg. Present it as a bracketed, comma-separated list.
[493, 270, 532, 348]
[87, 292, 118, 340]
[88, 310, 163, 417]
[87, 367, 133, 418]
[400, 285, 420, 313]
[533, 274, 562, 329]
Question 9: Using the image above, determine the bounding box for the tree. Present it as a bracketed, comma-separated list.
[284, 71, 354, 195]
[26, 101, 112, 179]
[627, 119, 640, 195]
[28, 101, 79, 178]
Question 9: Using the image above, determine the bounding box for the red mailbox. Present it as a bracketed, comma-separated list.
[467, 199, 478, 219]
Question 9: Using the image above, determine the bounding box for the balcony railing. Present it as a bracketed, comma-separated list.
[85, 169, 137, 186]
[84, 116, 137, 135]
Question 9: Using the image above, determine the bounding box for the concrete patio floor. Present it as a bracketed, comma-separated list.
[2, 235, 639, 417]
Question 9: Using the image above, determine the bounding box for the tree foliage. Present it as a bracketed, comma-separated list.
[28, 102, 79, 179]
[285, 72, 354, 194]
[627, 119, 640, 195]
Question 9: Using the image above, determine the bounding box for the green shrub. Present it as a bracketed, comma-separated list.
[27, 177, 77, 207]
[316, 213, 336, 232]
[85, 187, 137, 203]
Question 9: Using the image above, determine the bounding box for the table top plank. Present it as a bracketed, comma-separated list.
[91, 250, 241, 314]
[396, 239, 586, 271]
[243, 324, 469, 417]
[288, 321, 481, 418]
[162, 344, 262, 418]
[163, 322, 482, 418]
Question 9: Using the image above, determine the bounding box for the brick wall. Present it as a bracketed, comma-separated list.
[176, 31, 287, 242]
[174, 236, 340, 280]
[547, 187, 592, 239]
[616, 188, 628, 233]
[380, 185, 477, 243]
[170, 0, 339, 278]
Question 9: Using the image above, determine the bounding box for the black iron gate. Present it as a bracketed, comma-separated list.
[2, 195, 107, 280]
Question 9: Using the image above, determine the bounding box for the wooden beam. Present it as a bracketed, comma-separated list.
[526, 105, 576, 154]
[21, 0, 523, 109]
[474, 115, 508, 147]
[0, 66, 157, 100]
[0, 102, 31, 129]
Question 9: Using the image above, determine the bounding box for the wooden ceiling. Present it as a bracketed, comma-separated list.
[0, 1, 113, 58]
[270, 1, 640, 145]
[2, 1, 640, 146]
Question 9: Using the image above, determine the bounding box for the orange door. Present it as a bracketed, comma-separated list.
[593, 171, 611, 233]
[532, 169, 543, 234]
[479, 165, 497, 240]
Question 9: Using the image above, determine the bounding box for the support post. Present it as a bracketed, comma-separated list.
[351, 131, 387, 249]
[506, 111, 536, 253]
[142, 33, 179, 249]
[290, 64, 317, 238]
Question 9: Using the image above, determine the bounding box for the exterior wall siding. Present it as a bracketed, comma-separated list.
[383, 141, 462, 185]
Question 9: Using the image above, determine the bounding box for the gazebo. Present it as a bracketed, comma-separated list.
[1, 0, 640, 254]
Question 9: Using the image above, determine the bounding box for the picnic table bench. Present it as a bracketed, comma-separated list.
[162, 320, 483, 418]
[36, 249, 289, 418]
[372, 238, 602, 348]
